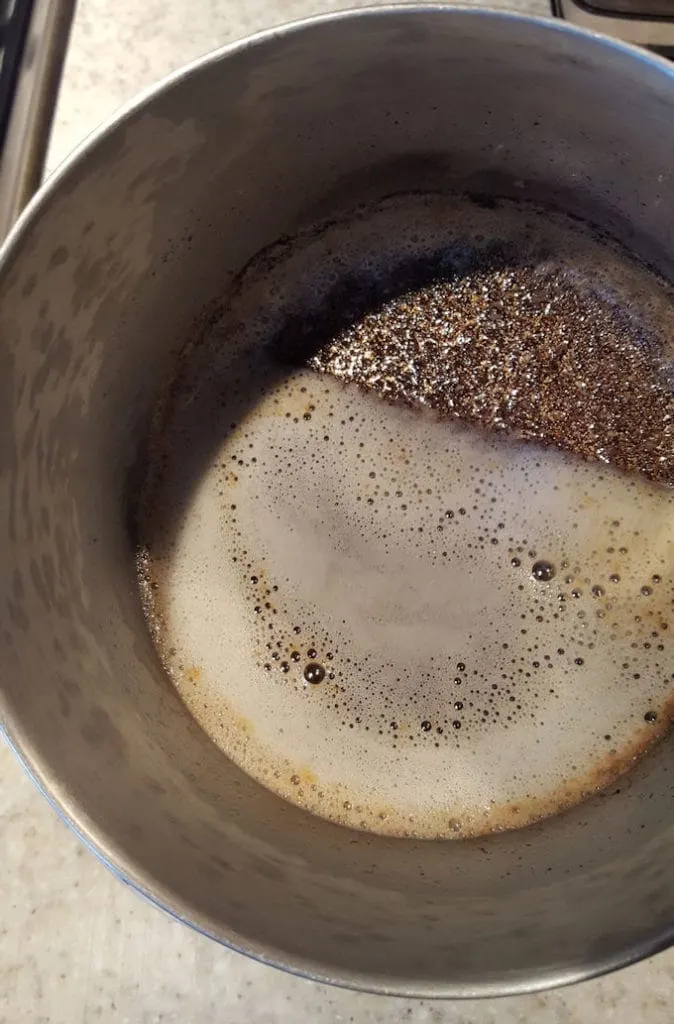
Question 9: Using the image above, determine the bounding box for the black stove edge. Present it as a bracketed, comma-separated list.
[0, 0, 36, 152]
[550, 0, 674, 58]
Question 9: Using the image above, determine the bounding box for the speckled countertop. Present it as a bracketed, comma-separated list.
[2, 1, 674, 1021]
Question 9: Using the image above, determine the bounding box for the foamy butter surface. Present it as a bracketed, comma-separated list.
[139, 196, 674, 839]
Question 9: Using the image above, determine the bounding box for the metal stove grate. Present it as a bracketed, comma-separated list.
[551, 0, 674, 53]
[0, 0, 35, 153]
[0, 0, 74, 238]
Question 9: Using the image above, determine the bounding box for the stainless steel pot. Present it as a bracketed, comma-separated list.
[1, 5, 673, 998]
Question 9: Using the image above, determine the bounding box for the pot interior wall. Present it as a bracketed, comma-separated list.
[1, 9, 673, 993]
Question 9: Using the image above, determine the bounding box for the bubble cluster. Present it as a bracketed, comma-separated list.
[137, 193, 674, 840]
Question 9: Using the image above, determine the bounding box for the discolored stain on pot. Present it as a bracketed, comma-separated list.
[247, 853, 286, 884]
[20, 273, 37, 297]
[48, 246, 70, 269]
[80, 707, 127, 763]
[210, 854, 234, 874]
[6, 596, 30, 633]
